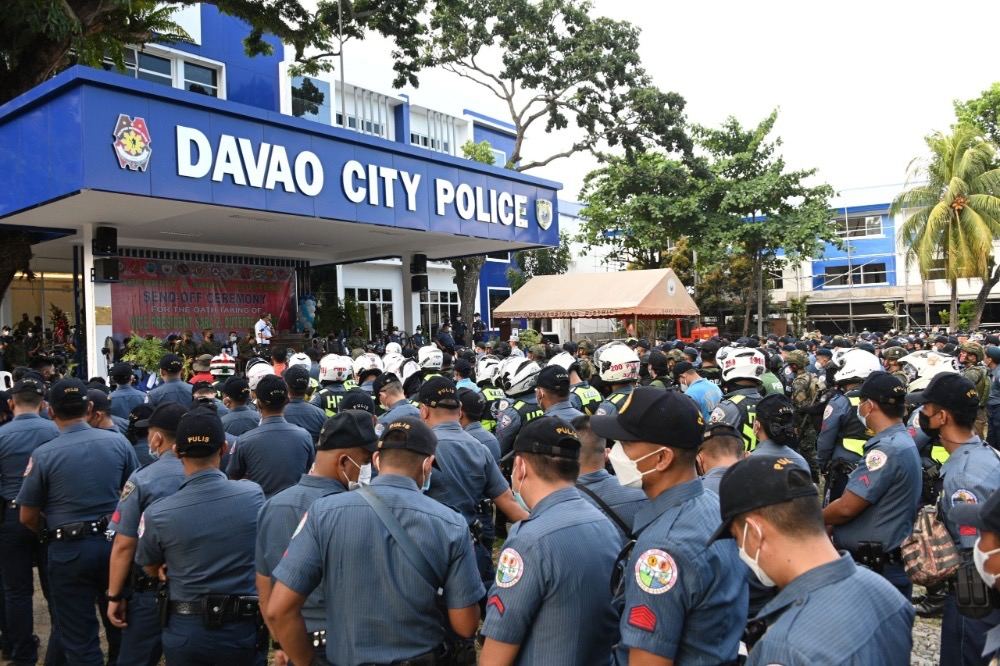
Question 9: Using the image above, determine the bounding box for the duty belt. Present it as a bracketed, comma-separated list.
[50, 517, 109, 541]
[311, 630, 327, 648]
[168, 595, 259, 620]
[131, 568, 160, 593]
[3, 498, 16, 510]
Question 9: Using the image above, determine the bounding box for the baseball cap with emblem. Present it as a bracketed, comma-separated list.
[222, 376, 250, 400]
[110, 362, 133, 381]
[419, 376, 460, 409]
[710, 454, 817, 542]
[859, 372, 906, 406]
[48, 378, 89, 409]
[175, 403, 225, 457]
[372, 373, 400, 395]
[283, 364, 311, 392]
[919, 373, 980, 416]
[254, 375, 288, 407]
[376, 416, 437, 456]
[590, 386, 704, 449]
[457, 387, 487, 420]
[317, 410, 378, 452]
[159, 354, 183, 373]
[10, 375, 45, 396]
[536, 365, 570, 392]
[340, 389, 375, 414]
[86, 389, 112, 413]
[513, 416, 581, 460]
[135, 402, 187, 432]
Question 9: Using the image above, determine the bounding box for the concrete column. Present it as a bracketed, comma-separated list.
[400, 253, 415, 334]
[82, 224, 100, 378]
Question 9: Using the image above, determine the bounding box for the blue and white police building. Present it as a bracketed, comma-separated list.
[0, 4, 560, 376]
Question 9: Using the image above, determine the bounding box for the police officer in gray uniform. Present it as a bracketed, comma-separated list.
[536, 365, 584, 424]
[823, 372, 921, 599]
[106, 402, 188, 666]
[458, 388, 501, 462]
[480, 417, 620, 664]
[696, 424, 744, 495]
[227, 375, 314, 498]
[18, 378, 139, 665]
[109, 362, 146, 421]
[256, 410, 376, 666]
[281, 365, 326, 443]
[750, 394, 810, 473]
[374, 373, 419, 430]
[266, 416, 484, 666]
[145, 354, 193, 407]
[127, 404, 156, 466]
[572, 415, 646, 544]
[135, 404, 265, 665]
[0, 375, 58, 665]
[220, 377, 259, 437]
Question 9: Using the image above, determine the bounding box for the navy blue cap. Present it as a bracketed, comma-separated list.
[710, 455, 817, 541]
[318, 410, 377, 452]
[48, 379, 89, 409]
[175, 403, 225, 456]
[377, 416, 436, 456]
[159, 354, 183, 373]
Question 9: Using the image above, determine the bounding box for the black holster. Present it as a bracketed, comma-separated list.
[255, 610, 269, 652]
[956, 551, 996, 619]
[855, 541, 885, 574]
[439, 638, 476, 666]
[157, 585, 169, 628]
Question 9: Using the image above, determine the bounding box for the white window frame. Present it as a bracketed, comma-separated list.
[821, 262, 889, 289]
[485, 252, 511, 263]
[833, 214, 884, 239]
[344, 287, 394, 334]
[102, 45, 226, 99]
[420, 290, 460, 332]
[491, 148, 507, 167]
[486, 286, 512, 330]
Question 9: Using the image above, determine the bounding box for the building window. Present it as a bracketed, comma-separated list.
[769, 269, 784, 290]
[926, 257, 947, 280]
[420, 290, 459, 334]
[183, 62, 218, 97]
[823, 266, 851, 287]
[410, 132, 450, 154]
[486, 251, 510, 263]
[834, 214, 883, 238]
[344, 288, 393, 335]
[136, 52, 172, 87]
[491, 148, 507, 167]
[102, 47, 222, 98]
[822, 262, 888, 287]
[488, 287, 511, 328]
[292, 77, 332, 124]
[859, 262, 887, 284]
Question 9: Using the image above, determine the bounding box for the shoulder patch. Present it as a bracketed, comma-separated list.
[627, 604, 657, 632]
[120, 480, 137, 502]
[865, 450, 887, 471]
[137, 512, 146, 538]
[708, 407, 725, 424]
[496, 548, 524, 588]
[635, 549, 677, 595]
[496, 399, 510, 413]
[23, 456, 33, 477]
[822, 404, 833, 421]
[952, 489, 978, 506]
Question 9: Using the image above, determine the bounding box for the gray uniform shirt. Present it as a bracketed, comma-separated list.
[227, 416, 315, 498]
[146, 379, 193, 407]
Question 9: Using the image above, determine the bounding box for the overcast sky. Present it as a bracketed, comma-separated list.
[334, 0, 1000, 205]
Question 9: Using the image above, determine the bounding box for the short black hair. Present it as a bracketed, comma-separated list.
[519, 451, 579, 483]
[52, 401, 88, 420]
[539, 384, 570, 399]
[743, 494, 825, 538]
[950, 406, 978, 430]
[873, 400, 905, 420]
[699, 431, 744, 459]
[377, 446, 427, 475]
[12, 392, 43, 408]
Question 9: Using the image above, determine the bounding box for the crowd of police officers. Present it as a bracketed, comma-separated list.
[2, 323, 1000, 665]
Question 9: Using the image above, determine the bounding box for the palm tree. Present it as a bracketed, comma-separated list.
[891, 126, 1000, 331]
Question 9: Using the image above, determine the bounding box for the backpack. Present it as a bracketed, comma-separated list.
[900, 505, 960, 586]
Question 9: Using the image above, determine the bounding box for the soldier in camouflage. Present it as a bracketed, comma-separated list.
[786, 349, 820, 480]
[959, 341, 990, 438]
[881, 346, 910, 388]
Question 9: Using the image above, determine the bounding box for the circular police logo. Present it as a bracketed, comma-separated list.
[865, 450, 887, 471]
[952, 489, 978, 506]
[708, 407, 725, 424]
[635, 549, 677, 595]
[497, 399, 510, 412]
[496, 548, 524, 588]
[822, 404, 833, 420]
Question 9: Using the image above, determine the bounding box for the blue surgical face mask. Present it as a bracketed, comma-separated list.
[512, 460, 530, 512]
[148, 445, 160, 461]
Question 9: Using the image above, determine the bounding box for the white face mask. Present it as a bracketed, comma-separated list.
[738, 521, 775, 587]
[608, 442, 663, 489]
[343, 456, 372, 491]
[973, 536, 1000, 588]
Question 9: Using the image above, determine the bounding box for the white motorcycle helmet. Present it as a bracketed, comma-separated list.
[318, 354, 353, 383]
[833, 349, 882, 385]
[288, 352, 311, 369]
[547, 352, 576, 372]
[385, 342, 402, 355]
[209, 352, 236, 377]
[353, 353, 384, 380]
[245, 359, 275, 391]
[476, 356, 503, 385]
[398, 359, 421, 385]
[595, 343, 640, 383]
[900, 350, 958, 392]
[382, 352, 405, 377]
[717, 346, 766, 384]
[418, 345, 443, 370]
[501, 359, 541, 396]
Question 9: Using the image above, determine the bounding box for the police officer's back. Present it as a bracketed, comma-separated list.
[255, 410, 376, 665]
[106, 403, 188, 666]
[0, 375, 58, 665]
[227, 375, 314, 498]
[713, 455, 914, 666]
[134, 404, 265, 666]
[17, 379, 139, 664]
[281, 365, 326, 442]
[750, 394, 810, 473]
[109, 362, 146, 420]
[480, 417, 620, 664]
[266, 417, 484, 666]
[709, 346, 767, 452]
[495, 359, 543, 458]
[374, 372, 419, 430]
[572, 415, 646, 544]
[591, 387, 748, 665]
[310, 354, 355, 417]
[220, 377, 259, 437]
[536, 365, 584, 424]
[146, 354, 193, 407]
[458, 388, 501, 462]
[822, 372, 921, 599]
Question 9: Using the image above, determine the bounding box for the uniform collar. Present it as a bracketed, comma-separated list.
[866, 422, 907, 450]
[298, 474, 347, 493]
[58, 421, 91, 434]
[633, 478, 704, 534]
[391, 399, 411, 410]
[702, 466, 728, 479]
[544, 400, 572, 413]
[755, 553, 856, 622]
[260, 415, 287, 425]
[578, 469, 611, 484]
[524, 486, 578, 520]
[12, 413, 40, 421]
[464, 422, 483, 432]
[432, 420, 463, 433]
[231, 405, 252, 413]
[180, 467, 226, 488]
[942, 435, 988, 469]
[371, 473, 419, 491]
[289, 398, 306, 404]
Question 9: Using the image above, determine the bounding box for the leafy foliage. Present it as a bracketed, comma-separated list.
[461, 140, 497, 165]
[891, 126, 1000, 330]
[506, 233, 572, 292]
[313, 297, 368, 339]
[121, 334, 167, 373]
[955, 83, 1000, 149]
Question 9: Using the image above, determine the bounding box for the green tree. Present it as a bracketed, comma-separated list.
[506, 233, 572, 292]
[696, 111, 836, 336]
[891, 126, 1000, 331]
[578, 152, 707, 269]
[955, 83, 1000, 149]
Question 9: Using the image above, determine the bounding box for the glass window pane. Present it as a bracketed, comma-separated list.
[138, 53, 171, 76]
[291, 76, 331, 124]
[382, 289, 391, 302]
[345, 288, 355, 300]
[358, 288, 368, 301]
[138, 69, 171, 86]
[184, 62, 216, 86]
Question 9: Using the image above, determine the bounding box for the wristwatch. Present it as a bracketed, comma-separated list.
[105, 591, 126, 602]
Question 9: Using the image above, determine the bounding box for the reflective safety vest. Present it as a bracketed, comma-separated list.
[316, 383, 350, 417]
[512, 399, 544, 427]
[481, 387, 507, 432]
[728, 393, 761, 452]
[608, 390, 631, 409]
[842, 394, 873, 457]
[572, 385, 603, 416]
[930, 444, 950, 464]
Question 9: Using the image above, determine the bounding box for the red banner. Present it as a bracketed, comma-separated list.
[110, 258, 295, 338]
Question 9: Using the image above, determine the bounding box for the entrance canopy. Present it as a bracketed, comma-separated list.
[493, 268, 699, 319]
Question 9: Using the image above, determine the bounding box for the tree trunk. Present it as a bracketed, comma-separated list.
[452, 256, 485, 329]
[971, 264, 1000, 329]
[0, 232, 34, 309]
[949, 277, 959, 332]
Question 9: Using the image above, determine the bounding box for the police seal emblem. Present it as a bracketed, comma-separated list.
[113, 114, 152, 172]
[496, 548, 524, 588]
[865, 450, 887, 471]
[535, 199, 553, 231]
[635, 549, 677, 595]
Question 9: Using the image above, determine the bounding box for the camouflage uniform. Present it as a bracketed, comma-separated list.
[882, 346, 910, 388]
[787, 350, 820, 479]
[960, 342, 990, 438]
